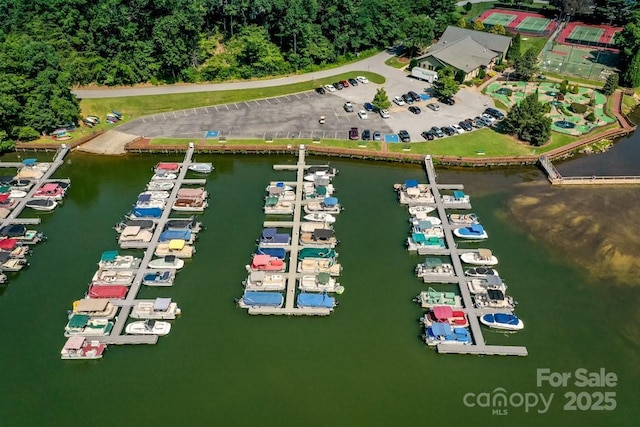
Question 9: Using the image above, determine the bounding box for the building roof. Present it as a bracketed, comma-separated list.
[434, 27, 512, 54]
[421, 37, 499, 73]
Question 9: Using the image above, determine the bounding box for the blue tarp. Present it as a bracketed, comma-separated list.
[243, 291, 284, 307]
[412, 233, 427, 244]
[100, 251, 118, 261]
[256, 247, 286, 259]
[405, 179, 418, 188]
[470, 224, 484, 233]
[297, 293, 335, 308]
[132, 207, 162, 218]
[430, 322, 453, 337]
[323, 197, 338, 206]
[22, 158, 37, 166]
[453, 190, 465, 199]
[159, 229, 191, 242]
[144, 271, 171, 282]
[137, 194, 151, 202]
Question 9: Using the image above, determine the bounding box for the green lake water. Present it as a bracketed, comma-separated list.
[0, 152, 637, 426]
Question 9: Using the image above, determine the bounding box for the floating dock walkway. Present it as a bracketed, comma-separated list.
[539, 154, 640, 186]
[421, 155, 528, 356]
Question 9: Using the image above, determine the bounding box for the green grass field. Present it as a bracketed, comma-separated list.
[520, 36, 548, 56]
[384, 56, 408, 69]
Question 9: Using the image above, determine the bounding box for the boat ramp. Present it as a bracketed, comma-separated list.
[406, 155, 528, 357]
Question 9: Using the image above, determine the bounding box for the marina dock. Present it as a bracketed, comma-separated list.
[420, 155, 528, 356]
[540, 154, 640, 185]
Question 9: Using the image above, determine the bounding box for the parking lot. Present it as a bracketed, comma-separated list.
[117, 76, 496, 143]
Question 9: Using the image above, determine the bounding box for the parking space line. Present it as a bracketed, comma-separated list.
[264, 99, 271, 105]
[304, 93, 310, 98]
[162, 113, 167, 120]
[152, 116, 156, 121]
[294, 94, 301, 99]
[182, 110, 186, 116]
[205, 107, 209, 114]
[234, 103, 239, 109]
[193, 108, 197, 115]
[224, 104, 229, 111]
[254, 100, 260, 106]
[172, 112, 177, 118]
[141, 118, 146, 123]
[245, 102, 250, 108]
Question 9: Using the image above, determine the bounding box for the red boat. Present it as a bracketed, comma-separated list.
[247, 254, 286, 272]
[154, 162, 180, 173]
[88, 285, 128, 299]
[421, 305, 468, 327]
[33, 183, 65, 200]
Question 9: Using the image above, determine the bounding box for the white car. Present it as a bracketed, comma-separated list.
[481, 113, 496, 125]
[358, 110, 368, 120]
[450, 123, 464, 134]
[393, 96, 405, 106]
[356, 76, 369, 84]
[379, 109, 390, 119]
[324, 84, 336, 93]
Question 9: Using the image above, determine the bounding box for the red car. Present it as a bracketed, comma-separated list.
[348, 127, 359, 140]
[340, 80, 350, 88]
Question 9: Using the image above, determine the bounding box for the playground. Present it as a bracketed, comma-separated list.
[485, 81, 616, 135]
[478, 9, 557, 35]
[539, 43, 619, 82]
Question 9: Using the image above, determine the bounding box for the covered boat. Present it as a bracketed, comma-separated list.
[188, 162, 214, 173]
[441, 190, 470, 205]
[255, 247, 286, 260]
[125, 319, 171, 336]
[453, 224, 488, 240]
[406, 233, 446, 253]
[303, 197, 341, 215]
[148, 255, 184, 270]
[474, 289, 515, 309]
[177, 187, 208, 199]
[118, 225, 154, 244]
[114, 219, 155, 234]
[238, 291, 284, 308]
[165, 217, 202, 232]
[412, 220, 444, 238]
[465, 267, 499, 277]
[154, 162, 180, 173]
[64, 314, 113, 337]
[154, 239, 195, 258]
[258, 228, 291, 247]
[424, 322, 472, 346]
[97, 251, 141, 269]
[296, 292, 337, 309]
[415, 258, 454, 279]
[72, 299, 117, 319]
[299, 229, 337, 247]
[480, 313, 524, 331]
[398, 182, 434, 205]
[460, 249, 498, 266]
[243, 271, 286, 291]
[297, 259, 342, 276]
[0, 238, 30, 258]
[0, 253, 28, 271]
[135, 194, 166, 209]
[246, 254, 286, 272]
[299, 273, 343, 293]
[420, 305, 468, 327]
[142, 270, 176, 286]
[60, 336, 107, 360]
[414, 288, 462, 309]
[129, 206, 163, 219]
[91, 269, 135, 286]
[32, 183, 65, 200]
[467, 275, 506, 294]
[264, 197, 294, 215]
[298, 247, 337, 260]
[172, 198, 208, 212]
[159, 229, 195, 243]
[88, 285, 128, 299]
[130, 298, 181, 319]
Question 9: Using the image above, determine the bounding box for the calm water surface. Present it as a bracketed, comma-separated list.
[0, 142, 638, 426]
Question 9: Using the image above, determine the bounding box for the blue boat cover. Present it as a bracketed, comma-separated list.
[256, 247, 286, 259]
[243, 291, 284, 307]
[22, 158, 37, 166]
[453, 190, 465, 199]
[470, 224, 484, 233]
[159, 229, 191, 242]
[412, 233, 427, 244]
[101, 250, 118, 261]
[132, 207, 162, 218]
[260, 228, 290, 244]
[144, 271, 171, 281]
[137, 193, 151, 202]
[275, 182, 284, 188]
[430, 322, 453, 337]
[490, 313, 519, 325]
[297, 293, 335, 308]
[417, 220, 433, 230]
[405, 179, 418, 188]
[323, 197, 338, 206]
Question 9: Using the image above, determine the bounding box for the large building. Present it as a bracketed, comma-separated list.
[416, 27, 512, 81]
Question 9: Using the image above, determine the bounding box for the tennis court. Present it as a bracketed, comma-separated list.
[516, 17, 552, 34]
[539, 43, 619, 81]
[556, 21, 622, 48]
[568, 26, 603, 43]
[481, 12, 517, 27]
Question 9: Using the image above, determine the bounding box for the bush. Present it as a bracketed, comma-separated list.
[571, 84, 580, 94]
[588, 97, 595, 106]
[471, 78, 483, 86]
[477, 68, 486, 79]
[543, 102, 552, 113]
[570, 102, 588, 114]
[409, 58, 418, 70]
[494, 64, 506, 72]
[559, 105, 572, 116]
[487, 71, 496, 78]
[585, 112, 596, 122]
[17, 126, 39, 141]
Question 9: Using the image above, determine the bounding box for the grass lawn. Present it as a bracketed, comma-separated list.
[149, 137, 383, 151]
[622, 95, 638, 114]
[457, 1, 496, 19]
[385, 56, 408, 69]
[80, 71, 385, 121]
[540, 72, 604, 87]
[520, 36, 547, 56]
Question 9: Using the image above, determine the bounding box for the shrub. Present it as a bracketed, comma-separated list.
[570, 102, 588, 114]
[571, 84, 580, 94]
[409, 58, 418, 70]
[471, 78, 483, 86]
[478, 68, 486, 79]
[559, 105, 572, 116]
[585, 112, 596, 122]
[543, 102, 552, 113]
[487, 71, 496, 77]
[588, 97, 595, 106]
[464, 80, 474, 86]
[494, 64, 506, 72]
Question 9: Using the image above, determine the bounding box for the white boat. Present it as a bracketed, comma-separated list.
[298, 273, 344, 293]
[415, 258, 455, 279]
[130, 298, 181, 319]
[460, 249, 498, 266]
[118, 226, 154, 244]
[188, 162, 214, 173]
[172, 198, 208, 212]
[151, 172, 177, 180]
[142, 270, 176, 287]
[297, 259, 342, 276]
[266, 182, 294, 193]
[448, 213, 480, 226]
[135, 199, 166, 210]
[243, 271, 286, 291]
[138, 190, 170, 200]
[398, 182, 434, 205]
[300, 222, 333, 233]
[304, 170, 333, 182]
[409, 213, 442, 225]
[154, 239, 195, 258]
[25, 199, 58, 211]
[442, 190, 470, 205]
[467, 276, 507, 294]
[480, 313, 524, 331]
[64, 314, 113, 337]
[125, 319, 171, 336]
[61, 337, 107, 360]
[7, 189, 27, 198]
[97, 251, 142, 269]
[303, 213, 336, 223]
[148, 255, 184, 270]
[453, 224, 488, 240]
[264, 198, 294, 215]
[91, 269, 135, 286]
[114, 219, 155, 234]
[147, 181, 174, 191]
[408, 205, 436, 215]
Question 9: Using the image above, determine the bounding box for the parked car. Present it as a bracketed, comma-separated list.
[363, 102, 375, 111]
[358, 110, 368, 120]
[393, 96, 405, 106]
[421, 131, 435, 141]
[442, 126, 456, 136]
[398, 130, 411, 142]
[439, 96, 455, 105]
[348, 78, 359, 86]
[379, 109, 390, 119]
[348, 127, 359, 140]
[373, 130, 382, 141]
[480, 114, 496, 125]
[408, 91, 421, 102]
[333, 82, 344, 90]
[408, 106, 421, 114]
[450, 123, 464, 134]
[473, 117, 486, 128]
[484, 107, 505, 119]
[431, 126, 444, 138]
[459, 121, 473, 132]
[356, 75, 369, 84]
[315, 87, 326, 95]
[324, 84, 336, 93]
[362, 129, 371, 140]
[402, 93, 414, 104]
[343, 102, 354, 113]
[426, 103, 440, 111]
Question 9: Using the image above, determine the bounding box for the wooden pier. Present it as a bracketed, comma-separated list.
[539, 154, 640, 185]
[422, 155, 528, 357]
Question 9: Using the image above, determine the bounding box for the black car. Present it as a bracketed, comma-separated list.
[398, 130, 411, 142]
[333, 82, 344, 90]
[484, 107, 504, 119]
[408, 91, 421, 102]
[348, 78, 359, 86]
[459, 121, 473, 131]
[421, 131, 435, 140]
[408, 106, 421, 114]
[402, 93, 414, 104]
[431, 126, 444, 137]
[442, 126, 456, 136]
[315, 87, 325, 95]
[439, 96, 455, 105]
[362, 129, 371, 140]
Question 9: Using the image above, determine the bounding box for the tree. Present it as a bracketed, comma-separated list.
[513, 48, 538, 81]
[622, 51, 640, 87]
[464, 2, 473, 12]
[472, 19, 485, 32]
[491, 24, 506, 35]
[616, 15, 640, 86]
[457, 17, 467, 28]
[570, 84, 580, 94]
[372, 88, 391, 111]
[403, 15, 435, 56]
[593, 0, 637, 24]
[433, 73, 460, 98]
[507, 33, 521, 60]
[502, 92, 551, 146]
[602, 73, 619, 95]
